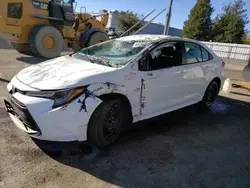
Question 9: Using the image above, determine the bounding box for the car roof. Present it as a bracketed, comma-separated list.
[118, 34, 177, 42]
[118, 34, 216, 57]
[118, 34, 202, 44]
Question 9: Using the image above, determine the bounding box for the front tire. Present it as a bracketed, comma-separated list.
[87, 100, 127, 148]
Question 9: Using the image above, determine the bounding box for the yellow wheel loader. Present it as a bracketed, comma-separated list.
[0, 0, 109, 59]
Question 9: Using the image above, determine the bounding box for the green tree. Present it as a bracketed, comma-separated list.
[212, 0, 249, 43]
[182, 0, 214, 41]
[242, 32, 250, 44]
[116, 11, 143, 35]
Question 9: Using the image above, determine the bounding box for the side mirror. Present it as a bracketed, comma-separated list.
[139, 54, 150, 71]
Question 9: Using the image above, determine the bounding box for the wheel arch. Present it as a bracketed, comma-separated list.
[98, 93, 133, 111]
[86, 92, 133, 147]
[89, 92, 133, 126]
[201, 77, 222, 99]
[211, 77, 221, 93]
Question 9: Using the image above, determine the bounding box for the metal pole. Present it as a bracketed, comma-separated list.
[133, 8, 167, 35]
[120, 9, 156, 37]
[163, 0, 173, 35]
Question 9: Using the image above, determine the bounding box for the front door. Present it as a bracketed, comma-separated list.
[139, 41, 186, 119]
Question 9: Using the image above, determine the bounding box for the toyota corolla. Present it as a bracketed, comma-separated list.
[4, 35, 225, 148]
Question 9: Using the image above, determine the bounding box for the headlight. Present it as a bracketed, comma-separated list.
[26, 87, 86, 108]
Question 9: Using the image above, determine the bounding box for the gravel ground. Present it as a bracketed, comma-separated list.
[0, 48, 250, 188]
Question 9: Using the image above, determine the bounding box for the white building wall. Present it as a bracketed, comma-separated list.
[106, 11, 118, 29]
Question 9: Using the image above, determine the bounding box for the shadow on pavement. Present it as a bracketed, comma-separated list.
[33, 96, 250, 188]
[0, 78, 10, 83]
[16, 56, 45, 64]
[230, 91, 250, 97]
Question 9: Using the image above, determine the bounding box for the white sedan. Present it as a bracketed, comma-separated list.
[4, 35, 225, 147]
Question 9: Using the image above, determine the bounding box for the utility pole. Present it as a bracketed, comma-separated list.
[163, 0, 173, 35]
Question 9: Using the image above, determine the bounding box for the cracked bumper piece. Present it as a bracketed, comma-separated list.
[6, 81, 102, 142]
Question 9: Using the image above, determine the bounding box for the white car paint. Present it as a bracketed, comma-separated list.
[16, 55, 118, 90]
[5, 35, 224, 142]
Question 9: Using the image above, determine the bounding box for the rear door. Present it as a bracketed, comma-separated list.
[199, 46, 218, 88]
[181, 42, 206, 103]
[181, 41, 215, 103]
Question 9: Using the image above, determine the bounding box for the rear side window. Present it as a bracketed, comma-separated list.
[184, 42, 202, 64]
[201, 47, 213, 61]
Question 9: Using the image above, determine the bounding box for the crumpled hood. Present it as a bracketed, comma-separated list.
[16, 55, 117, 90]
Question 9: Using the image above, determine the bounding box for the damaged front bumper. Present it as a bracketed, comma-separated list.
[0, 16, 22, 41]
[5, 78, 102, 142]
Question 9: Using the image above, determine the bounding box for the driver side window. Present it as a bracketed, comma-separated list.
[148, 42, 183, 71]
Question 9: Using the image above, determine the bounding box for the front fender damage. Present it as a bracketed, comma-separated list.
[87, 82, 127, 96]
[77, 82, 126, 113]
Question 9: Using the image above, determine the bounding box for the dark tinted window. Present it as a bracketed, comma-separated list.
[149, 42, 183, 70]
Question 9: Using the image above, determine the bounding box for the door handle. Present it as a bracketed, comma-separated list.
[179, 70, 187, 76]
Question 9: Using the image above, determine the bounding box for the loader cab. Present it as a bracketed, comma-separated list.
[49, 0, 75, 25]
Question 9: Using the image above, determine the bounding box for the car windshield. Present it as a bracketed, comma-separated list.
[76, 38, 152, 67]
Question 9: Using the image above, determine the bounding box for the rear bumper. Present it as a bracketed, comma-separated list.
[0, 16, 22, 41]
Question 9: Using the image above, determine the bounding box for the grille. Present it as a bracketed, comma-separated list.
[9, 94, 41, 135]
[7, 3, 22, 19]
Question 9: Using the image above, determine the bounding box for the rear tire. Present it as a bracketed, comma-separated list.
[11, 42, 33, 56]
[198, 81, 219, 111]
[87, 32, 109, 47]
[29, 25, 64, 59]
[87, 99, 129, 148]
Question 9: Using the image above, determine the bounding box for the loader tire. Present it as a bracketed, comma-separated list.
[29, 25, 64, 59]
[87, 32, 109, 47]
[11, 42, 33, 56]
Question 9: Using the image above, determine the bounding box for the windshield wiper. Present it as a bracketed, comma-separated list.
[93, 55, 112, 67]
[76, 53, 95, 64]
